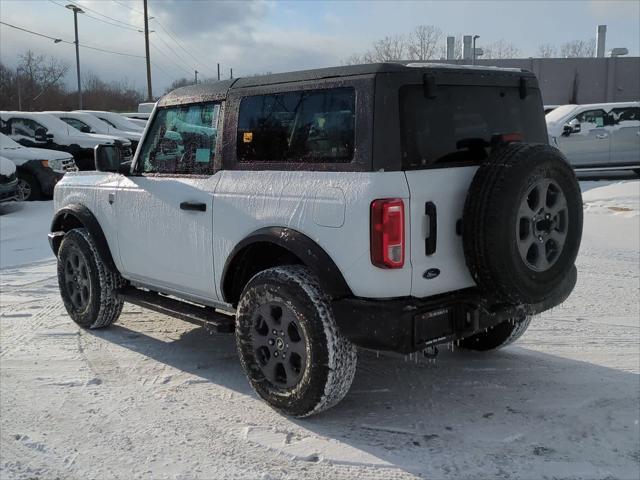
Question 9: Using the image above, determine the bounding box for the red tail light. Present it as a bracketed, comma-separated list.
[370, 199, 405, 269]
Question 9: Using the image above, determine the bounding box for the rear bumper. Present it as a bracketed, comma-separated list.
[333, 268, 576, 354]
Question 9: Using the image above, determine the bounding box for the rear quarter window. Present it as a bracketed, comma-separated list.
[400, 85, 547, 169]
[236, 87, 355, 163]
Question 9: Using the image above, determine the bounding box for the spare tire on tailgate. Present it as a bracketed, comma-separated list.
[463, 143, 583, 306]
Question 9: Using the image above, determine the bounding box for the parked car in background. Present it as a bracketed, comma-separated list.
[77, 110, 145, 134]
[121, 112, 150, 128]
[0, 156, 19, 203]
[547, 102, 640, 174]
[0, 112, 132, 170]
[0, 132, 77, 201]
[47, 111, 142, 152]
[544, 105, 560, 114]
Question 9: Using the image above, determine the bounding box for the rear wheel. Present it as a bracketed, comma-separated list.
[57, 228, 123, 329]
[235, 266, 357, 417]
[16, 172, 42, 201]
[461, 316, 532, 351]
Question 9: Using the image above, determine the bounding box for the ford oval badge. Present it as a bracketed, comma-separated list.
[423, 268, 440, 279]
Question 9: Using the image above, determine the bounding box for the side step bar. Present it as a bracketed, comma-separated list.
[117, 287, 235, 334]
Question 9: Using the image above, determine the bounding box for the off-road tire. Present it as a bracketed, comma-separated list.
[463, 143, 583, 305]
[461, 316, 532, 351]
[235, 266, 357, 417]
[16, 172, 42, 201]
[57, 228, 123, 329]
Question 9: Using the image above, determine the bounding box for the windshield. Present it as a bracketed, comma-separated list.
[100, 113, 143, 132]
[545, 105, 577, 123]
[0, 132, 22, 149]
[400, 85, 547, 169]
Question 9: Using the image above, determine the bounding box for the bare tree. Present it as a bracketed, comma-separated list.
[371, 34, 407, 61]
[537, 43, 557, 58]
[560, 38, 596, 58]
[483, 39, 521, 59]
[406, 25, 443, 60]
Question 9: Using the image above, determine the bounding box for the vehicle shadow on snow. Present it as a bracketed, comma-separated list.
[88, 322, 640, 477]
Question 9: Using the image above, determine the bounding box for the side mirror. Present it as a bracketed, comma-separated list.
[95, 144, 128, 173]
[34, 127, 48, 142]
[80, 126, 91, 133]
[562, 123, 580, 136]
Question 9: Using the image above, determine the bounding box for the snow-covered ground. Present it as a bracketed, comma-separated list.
[1, 181, 639, 480]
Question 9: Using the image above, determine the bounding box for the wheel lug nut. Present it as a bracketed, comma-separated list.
[274, 351, 278, 357]
[273, 330, 277, 335]
[268, 339, 274, 346]
[280, 331, 284, 336]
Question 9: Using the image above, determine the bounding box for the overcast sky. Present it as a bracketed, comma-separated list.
[1, 0, 638, 96]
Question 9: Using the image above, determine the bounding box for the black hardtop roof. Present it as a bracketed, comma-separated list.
[158, 62, 534, 107]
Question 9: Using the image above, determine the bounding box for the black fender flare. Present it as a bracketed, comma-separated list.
[50, 204, 117, 272]
[221, 226, 352, 303]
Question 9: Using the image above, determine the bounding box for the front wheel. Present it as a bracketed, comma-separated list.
[235, 266, 357, 417]
[57, 228, 123, 329]
[461, 316, 532, 351]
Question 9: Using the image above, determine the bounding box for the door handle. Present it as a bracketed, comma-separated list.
[180, 201, 207, 212]
[424, 201, 437, 256]
[108, 193, 115, 205]
[595, 134, 608, 139]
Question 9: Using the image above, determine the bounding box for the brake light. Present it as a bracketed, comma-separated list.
[370, 199, 405, 269]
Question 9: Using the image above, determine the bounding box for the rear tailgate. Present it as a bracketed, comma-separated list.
[405, 167, 477, 297]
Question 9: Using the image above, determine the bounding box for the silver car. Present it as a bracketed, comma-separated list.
[546, 101, 640, 174]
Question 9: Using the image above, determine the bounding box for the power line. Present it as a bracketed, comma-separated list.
[111, 0, 144, 15]
[0, 20, 66, 43]
[1, 20, 145, 59]
[153, 32, 197, 74]
[67, 0, 141, 29]
[48, 0, 140, 32]
[149, 16, 213, 77]
[150, 42, 192, 77]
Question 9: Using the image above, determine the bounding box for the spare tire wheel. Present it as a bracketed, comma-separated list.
[463, 143, 583, 305]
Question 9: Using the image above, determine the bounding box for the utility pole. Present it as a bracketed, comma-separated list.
[217, 63, 220, 81]
[66, 4, 84, 109]
[16, 67, 22, 110]
[194, 70, 198, 84]
[143, 0, 152, 101]
[230, 68, 233, 79]
[472, 35, 480, 65]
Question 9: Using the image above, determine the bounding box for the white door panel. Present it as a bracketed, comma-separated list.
[404, 167, 477, 298]
[116, 175, 220, 300]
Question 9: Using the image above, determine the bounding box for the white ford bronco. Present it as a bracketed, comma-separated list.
[50, 63, 583, 417]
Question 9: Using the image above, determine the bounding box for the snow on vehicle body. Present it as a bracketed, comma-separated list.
[0, 111, 133, 171]
[50, 63, 583, 416]
[547, 101, 640, 173]
[0, 132, 77, 201]
[45, 111, 142, 152]
[0, 155, 19, 203]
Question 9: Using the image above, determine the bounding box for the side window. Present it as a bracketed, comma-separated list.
[11, 118, 44, 138]
[138, 102, 220, 175]
[610, 107, 640, 125]
[61, 117, 92, 132]
[98, 117, 118, 128]
[236, 87, 355, 163]
[573, 109, 606, 129]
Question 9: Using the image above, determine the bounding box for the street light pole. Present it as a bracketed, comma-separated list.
[143, 0, 153, 101]
[66, 4, 84, 109]
[472, 35, 480, 65]
[194, 70, 198, 84]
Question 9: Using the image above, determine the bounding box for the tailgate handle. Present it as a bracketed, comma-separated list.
[180, 201, 207, 212]
[425, 202, 437, 256]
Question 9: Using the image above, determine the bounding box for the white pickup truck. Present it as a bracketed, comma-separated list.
[49, 63, 583, 416]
